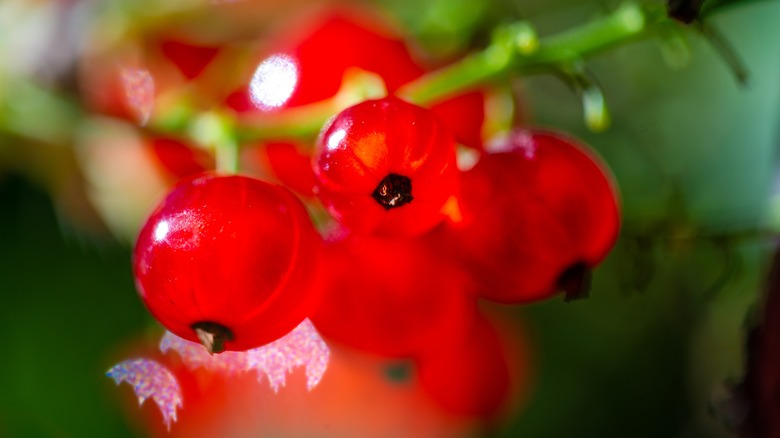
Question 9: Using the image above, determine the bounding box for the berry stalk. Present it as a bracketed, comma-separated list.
[0, 1, 741, 150]
[190, 111, 240, 173]
[228, 2, 666, 143]
[399, 2, 650, 104]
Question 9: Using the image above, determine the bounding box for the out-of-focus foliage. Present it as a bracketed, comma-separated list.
[1, 0, 779, 437]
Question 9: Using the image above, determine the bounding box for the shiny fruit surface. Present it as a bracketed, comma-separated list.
[311, 231, 476, 357]
[451, 129, 620, 303]
[133, 173, 322, 352]
[314, 96, 458, 236]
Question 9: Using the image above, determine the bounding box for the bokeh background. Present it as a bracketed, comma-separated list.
[1, 0, 780, 436]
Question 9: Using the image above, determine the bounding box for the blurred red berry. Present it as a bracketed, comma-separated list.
[158, 38, 221, 80]
[449, 129, 620, 303]
[311, 231, 477, 358]
[148, 137, 215, 180]
[227, 11, 485, 196]
[416, 314, 512, 417]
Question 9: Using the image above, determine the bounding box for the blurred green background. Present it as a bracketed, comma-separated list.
[1, 0, 779, 436]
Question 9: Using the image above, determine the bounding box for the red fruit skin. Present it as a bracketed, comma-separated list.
[149, 137, 215, 180]
[314, 96, 458, 236]
[227, 12, 484, 196]
[224, 13, 424, 111]
[311, 232, 477, 358]
[133, 173, 322, 351]
[80, 28, 223, 125]
[79, 56, 156, 123]
[158, 39, 220, 80]
[275, 14, 423, 107]
[430, 91, 485, 151]
[416, 314, 512, 417]
[242, 141, 319, 197]
[451, 129, 620, 303]
[245, 13, 485, 147]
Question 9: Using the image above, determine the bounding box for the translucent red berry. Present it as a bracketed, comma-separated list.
[148, 137, 214, 180]
[158, 38, 220, 80]
[314, 96, 458, 236]
[310, 231, 476, 358]
[226, 12, 485, 196]
[416, 314, 512, 417]
[450, 129, 621, 303]
[80, 31, 222, 124]
[133, 173, 322, 353]
[243, 141, 319, 197]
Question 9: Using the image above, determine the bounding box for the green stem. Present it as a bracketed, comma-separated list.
[234, 67, 387, 142]
[1, 1, 737, 151]
[229, 1, 666, 143]
[398, 2, 655, 105]
[235, 99, 340, 142]
[190, 111, 240, 173]
[0, 78, 83, 145]
[526, 2, 650, 64]
[216, 136, 240, 174]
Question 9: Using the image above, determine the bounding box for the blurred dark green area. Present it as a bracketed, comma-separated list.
[504, 1, 780, 436]
[0, 174, 764, 438]
[0, 175, 144, 438]
[1, 0, 780, 437]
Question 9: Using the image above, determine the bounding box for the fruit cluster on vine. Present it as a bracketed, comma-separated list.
[110, 8, 624, 418]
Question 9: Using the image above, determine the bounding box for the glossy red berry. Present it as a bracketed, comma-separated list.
[416, 314, 511, 417]
[449, 129, 620, 303]
[133, 173, 322, 353]
[226, 12, 485, 196]
[314, 96, 458, 236]
[311, 231, 476, 358]
[258, 14, 424, 107]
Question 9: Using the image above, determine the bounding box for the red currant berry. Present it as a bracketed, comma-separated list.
[133, 173, 322, 353]
[450, 129, 620, 303]
[241, 141, 319, 198]
[148, 137, 214, 180]
[80, 29, 223, 124]
[416, 314, 512, 417]
[310, 231, 476, 358]
[158, 38, 220, 81]
[428, 90, 485, 151]
[79, 51, 156, 123]
[225, 12, 485, 196]
[314, 96, 458, 236]
[259, 12, 485, 148]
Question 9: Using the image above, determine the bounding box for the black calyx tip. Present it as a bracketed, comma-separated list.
[372, 173, 413, 210]
[558, 262, 593, 302]
[191, 321, 234, 355]
[667, 0, 704, 24]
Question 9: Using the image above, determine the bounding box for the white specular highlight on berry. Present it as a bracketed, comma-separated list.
[487, 129, 537, 159]
[106, 358, 182, 430]
[249, 54, 298, 110]
[153, 220, 169, 242]
[160, 318, 330, 392]
[156, 210, 202, 250]
[326, 128, 347, 151]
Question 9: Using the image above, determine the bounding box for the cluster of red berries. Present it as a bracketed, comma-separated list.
[107, 9, 620, 417]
